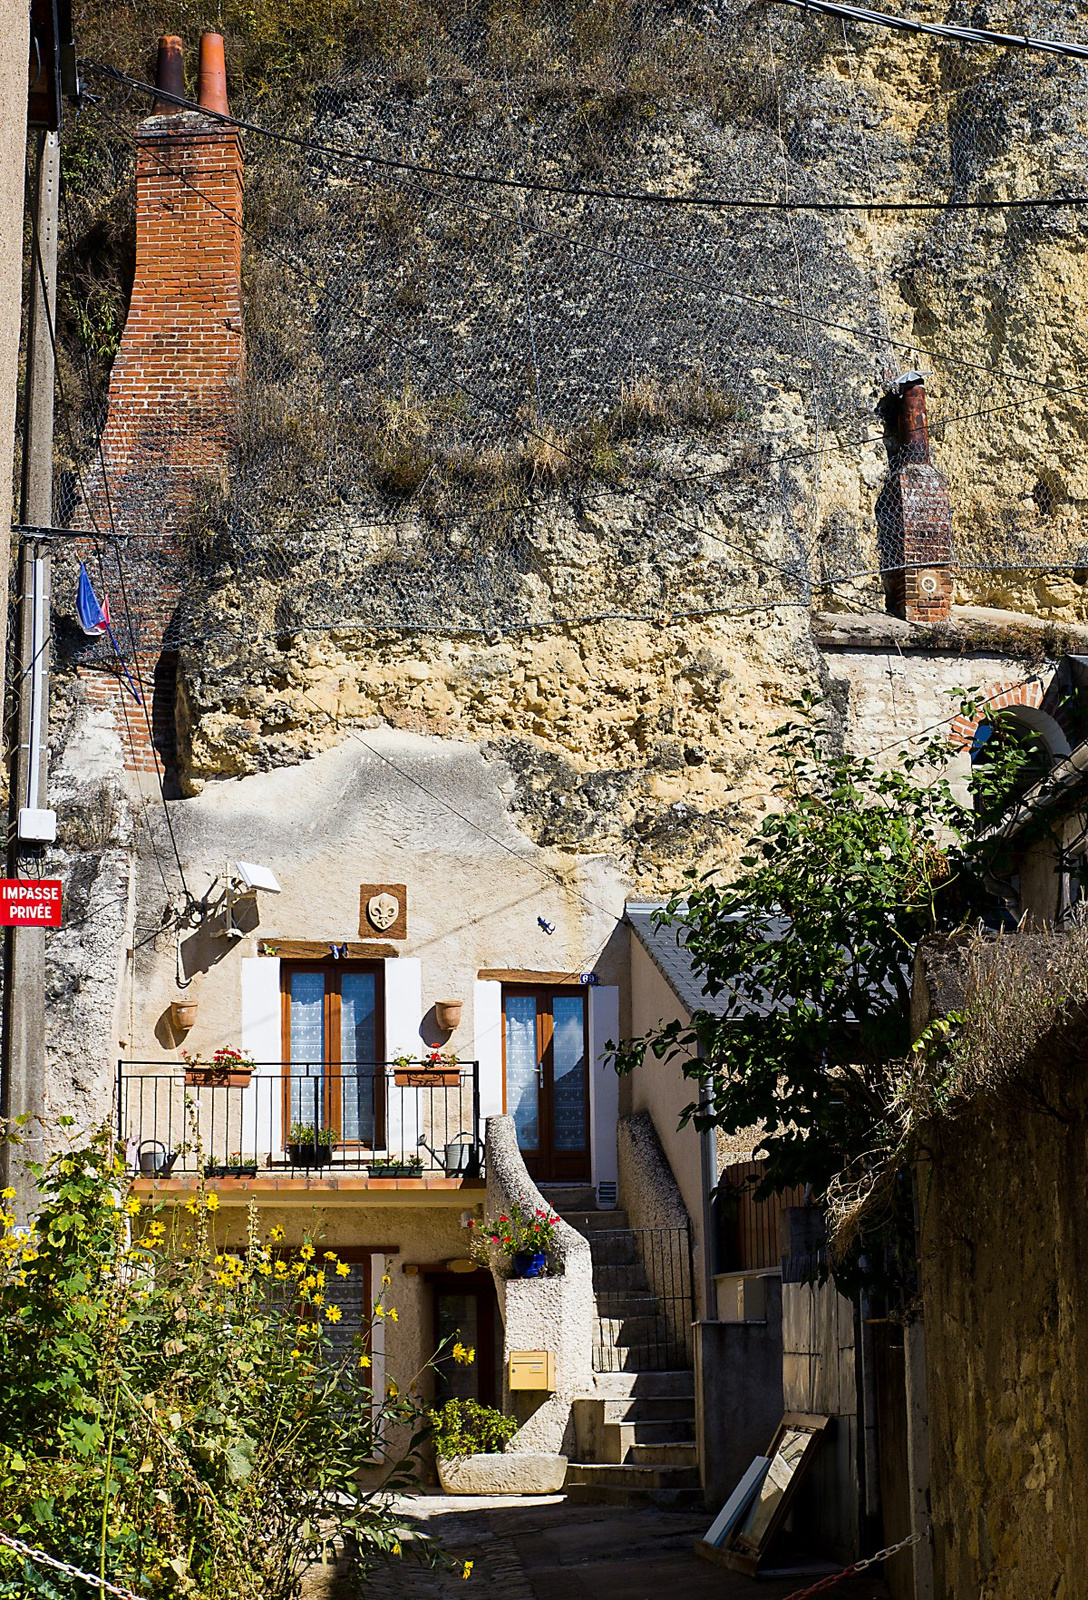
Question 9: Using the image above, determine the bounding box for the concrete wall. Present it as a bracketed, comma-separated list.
[695, 1280, 784, 1508]
[107, 728, 625, 1103]
[627, 936, 712, 1313]
[485, 1114, 594, 1453]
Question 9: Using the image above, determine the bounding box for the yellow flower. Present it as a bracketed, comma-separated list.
[299, 1243, 315, 1261]
[335, 1261, 350, 1277]
[388, 1307, 398, 1323]
[373, 1305, 385, 1318]
[148, 1222, 166, 1239]
[303, 1274, 317, 1290]
[462, 1560, 474, 1580]
[381, 1273, 391, 1287]
[392, 1543, 402, 1558]
[274, 1261, 289, 1277]
[452, 1342, 475, 1366]
[204, 1193, 220, 1212]
[290, 1349, 301, 1360]
[386, 1380, 399, 1398]
[123, 1196, 140, 1217]
[359, 1353, 371, 1368]
[269, 1225, 285, 1242]
[257, 1260, 272, 1276]
[215, 1273, 231, 1286]
[325, 1305, 342, 1323]
[323, 1251, 337, 1262]
[312, 1294, 324, 1308]
[0, 1187, 15, 1201]
[184, 1198, 199, 1215]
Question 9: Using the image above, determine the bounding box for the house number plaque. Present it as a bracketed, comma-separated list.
[359, 884, 407, 940]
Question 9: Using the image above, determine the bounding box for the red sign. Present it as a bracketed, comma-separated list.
[0, 880, 62, 926]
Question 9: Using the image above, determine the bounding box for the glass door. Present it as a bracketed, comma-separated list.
[281, 962, 385, 1149]
[501, 986, 590, 1183]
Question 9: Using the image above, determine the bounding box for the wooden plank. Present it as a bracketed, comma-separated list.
[477, 968, 586, 985]
[261, 939, 397, 960]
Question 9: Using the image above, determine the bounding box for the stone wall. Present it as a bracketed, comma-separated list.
[919, 1069, 1088, 1598]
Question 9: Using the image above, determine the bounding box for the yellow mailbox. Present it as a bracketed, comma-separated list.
[508, 1350, 555, 1391]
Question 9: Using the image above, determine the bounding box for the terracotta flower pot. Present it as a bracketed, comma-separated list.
[394, 1066, 461, 1087]
[434, 999, 463, 1033]
[170, 1000, 198, 1032]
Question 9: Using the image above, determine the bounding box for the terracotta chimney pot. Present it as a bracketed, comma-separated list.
[197, 32, 229, 116]
[151, 34, 185, 114]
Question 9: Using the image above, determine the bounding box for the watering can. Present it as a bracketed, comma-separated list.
[418, 1132, 480, 1179]
[137, 1140, 178, 1178]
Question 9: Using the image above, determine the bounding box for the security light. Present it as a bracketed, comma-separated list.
[233, 861, 281, 895]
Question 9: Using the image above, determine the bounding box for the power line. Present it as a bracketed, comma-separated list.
[80, 60, 1088, 215]
[772, 0, 1088, 62]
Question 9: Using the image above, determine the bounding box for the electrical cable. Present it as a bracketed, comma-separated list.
[80, 60, 1088, 214]
[770, 0, 1088, 63]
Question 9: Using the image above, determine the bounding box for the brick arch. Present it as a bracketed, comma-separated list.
[949, 678, 1072, 759]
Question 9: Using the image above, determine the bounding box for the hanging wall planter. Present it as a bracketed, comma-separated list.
[170, 1000, 199, 1033]
[434, 999, 463, 1033]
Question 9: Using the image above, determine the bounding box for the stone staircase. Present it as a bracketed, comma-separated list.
[540, 1184, 699, 1506]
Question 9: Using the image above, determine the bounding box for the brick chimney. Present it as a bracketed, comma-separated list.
[69, 34, 244, 782]
[879, 373, 953, 623]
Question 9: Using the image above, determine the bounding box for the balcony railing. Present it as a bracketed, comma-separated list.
[118, 1061, 482, 1180]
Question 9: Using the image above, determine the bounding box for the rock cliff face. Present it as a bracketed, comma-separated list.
[60, 0, 1088, 895]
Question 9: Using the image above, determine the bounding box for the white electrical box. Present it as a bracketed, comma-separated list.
[18, 807, 56, 844]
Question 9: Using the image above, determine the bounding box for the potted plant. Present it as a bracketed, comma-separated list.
[287, 1123, 337, 1168]
[203, 1152, 259, 1179]
[366, 1154, 424, 1179]
[392, 1048, 461, 1088]
[469, 1202, 559, 1278]
[427, 1398, 566, 1496]
[183, 1045, 255, 1089]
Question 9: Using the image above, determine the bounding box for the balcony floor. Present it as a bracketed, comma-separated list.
[134, 1174, 486, 1205]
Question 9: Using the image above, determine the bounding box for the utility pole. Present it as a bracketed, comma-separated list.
[1, 129, 59, 1212]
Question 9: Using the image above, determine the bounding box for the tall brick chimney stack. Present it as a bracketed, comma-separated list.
[880, 372, 953, 623]
[86, 31, 244, 539]
[69, 33, 244, 782]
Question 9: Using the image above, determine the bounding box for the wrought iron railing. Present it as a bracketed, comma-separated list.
[118, 1061, 482, 1179]
[591, 1223, 695, 1373]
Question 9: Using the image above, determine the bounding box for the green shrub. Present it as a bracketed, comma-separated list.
[425, 1398, 518, 1458]
[0, 1122, 434, 1599]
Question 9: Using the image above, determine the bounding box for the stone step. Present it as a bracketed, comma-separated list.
[605, 1417, 697, 1447]
[566, 1462, 701, 1495]
[559, 1209, 630, 1232]
[593, 1342, 691, 1372]
[595, 1313, 668, 1343]
[538, 1184, 597, 1212]
[587, 1235, 643, 1267]
[601, 1395, 697, 1424]
[594, 1290, 658, 1315]
[589, 1370, 695, 1399]
[625, 1441, 699, 1468]
[564, 1482, 703, 1508]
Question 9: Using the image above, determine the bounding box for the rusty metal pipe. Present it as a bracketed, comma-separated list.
[197, 33, 229, 116]
[151, 35, 185, 114]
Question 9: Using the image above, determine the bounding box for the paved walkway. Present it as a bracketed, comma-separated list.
[354, 1495, 893, 1600]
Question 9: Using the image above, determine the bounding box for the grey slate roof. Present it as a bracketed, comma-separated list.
[626, 901, 733, 1019]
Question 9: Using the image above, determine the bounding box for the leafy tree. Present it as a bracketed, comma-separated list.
[615, 691, 1028, 1289]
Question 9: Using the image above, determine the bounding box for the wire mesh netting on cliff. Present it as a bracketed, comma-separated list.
[52, 0, 1088, 655]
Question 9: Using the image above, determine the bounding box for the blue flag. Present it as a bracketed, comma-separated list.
[75, 563, 141, 705]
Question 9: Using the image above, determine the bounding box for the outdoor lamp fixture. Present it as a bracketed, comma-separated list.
[211, 860, 283, 937]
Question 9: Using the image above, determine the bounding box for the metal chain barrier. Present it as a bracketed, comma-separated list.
[779, 1529, 925, 1600]
[0, 1528, 152, 1600]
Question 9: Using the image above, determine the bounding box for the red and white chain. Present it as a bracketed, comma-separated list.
[0, 1528, 151, 1600]
[779, 1529, 926, 1600]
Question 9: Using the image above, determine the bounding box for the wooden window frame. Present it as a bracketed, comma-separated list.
[500, 983, 590, 1183]
[280, 959, 387, 1150]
